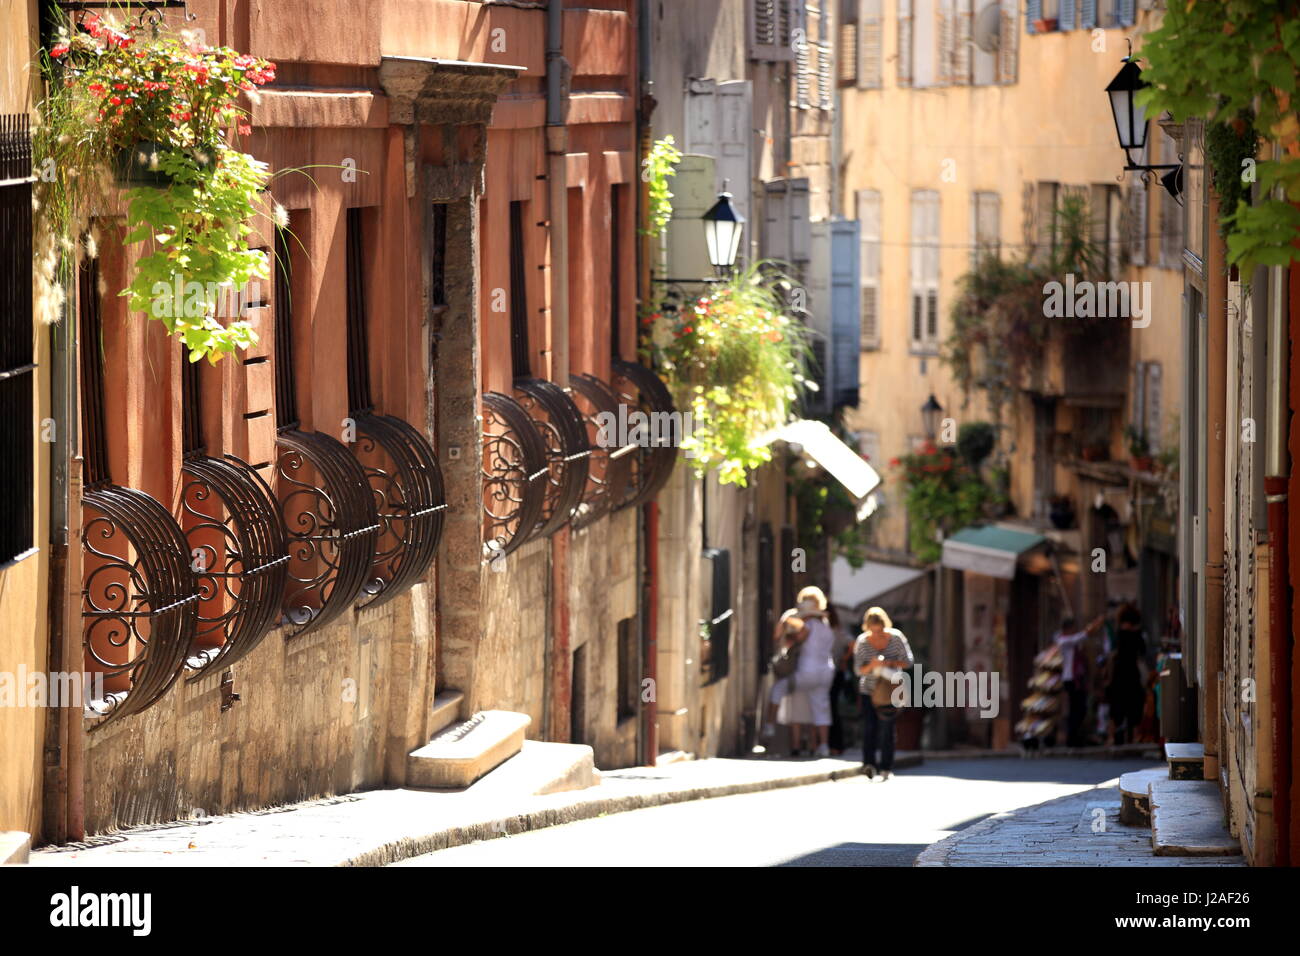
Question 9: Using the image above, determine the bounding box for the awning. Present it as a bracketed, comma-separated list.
[758, 419, 882, 519]
[831, 557, 926, 610]
[941, 525, 1047, 580]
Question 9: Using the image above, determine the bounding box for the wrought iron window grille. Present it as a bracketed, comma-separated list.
[481, 391, 550, 557]
[78, 258, 197, 728]
[512, 376, 590, 538]
[567, 373, 635, 531]
[272, 225, 380, 636]
[609, 359, 678, 511]
[344, 206, 447, 608]
[179, 349, 290, 678]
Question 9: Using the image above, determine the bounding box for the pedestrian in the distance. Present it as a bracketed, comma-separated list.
[1106, 603, 1147, 745]
[1052, 613, 1104, 747]
[826, 604, 853, 755]
[777, 586, 836, 757]
[855, 606, 913, 780]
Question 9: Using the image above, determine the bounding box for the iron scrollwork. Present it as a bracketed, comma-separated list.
[481, 391, 549, 557]
[350, 412, 447, 608]
[568, 373, 636, 530]
[276, 429, 381, 636]
[180, 455, 290, 678]
[82, 485, 199, 728]
[610, 359, 679, 511]
[512, 377, 590, 538]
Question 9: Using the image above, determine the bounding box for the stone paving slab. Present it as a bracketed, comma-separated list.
[27, 753, 915, 867]
[1150, 779, 1242, 856]
[915, 779, 1245, 867]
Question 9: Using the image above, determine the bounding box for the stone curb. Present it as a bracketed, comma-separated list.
[345, 753, 923, 867]
[913, 779, 1116, 866]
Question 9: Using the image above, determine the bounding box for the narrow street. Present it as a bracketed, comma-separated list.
[394, 758, 1161, 867]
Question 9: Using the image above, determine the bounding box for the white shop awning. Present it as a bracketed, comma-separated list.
[758, 419, 882, 520]
[831, 557, 927, 610]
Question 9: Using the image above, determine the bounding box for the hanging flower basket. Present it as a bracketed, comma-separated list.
[110, 140, 214, 187]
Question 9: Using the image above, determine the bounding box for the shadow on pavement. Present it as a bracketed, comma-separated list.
[775, 843, 930, 867]
[897, 757, 1165, 786]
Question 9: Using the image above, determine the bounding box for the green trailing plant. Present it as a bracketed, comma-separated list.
[1135, 0, 1300, 271]
[943, 194, 1107, 421]
[891, 442, 1001, 564]
[641, 135, 682, 237]
[792, 433, 876, 569]
[651, 262, 813, 486]
[955, 421, 996, 468]
[37, 10, 279, 362]
[1205, 111, 1259, 240]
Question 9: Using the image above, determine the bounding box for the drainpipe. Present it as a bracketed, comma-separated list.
[546, 0, 571, 742]
[1203, 192, 1227, 784]
[1265, 248, 1292, 866]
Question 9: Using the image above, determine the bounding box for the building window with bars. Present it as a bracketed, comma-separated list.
[909, 189, 940, 354]
[0, 114, 35, 565]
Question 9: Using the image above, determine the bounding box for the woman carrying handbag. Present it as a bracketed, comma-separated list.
[854, 606, 914, 780]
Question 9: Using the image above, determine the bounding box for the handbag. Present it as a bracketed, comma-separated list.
[772, 642, 802, 679]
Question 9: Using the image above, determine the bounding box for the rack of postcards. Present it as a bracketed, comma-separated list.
[1016, 644, 1064, 746]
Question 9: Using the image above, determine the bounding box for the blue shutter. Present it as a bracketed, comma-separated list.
[830, 219, 862, 410]
[1119, 0, 1135, 26]
[1080, 0, 1097, 28]
[1059, 0, 1075, 30]
[1026, 0, 1042, 32]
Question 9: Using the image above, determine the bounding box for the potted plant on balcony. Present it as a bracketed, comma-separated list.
[652, 263, 812, 486]
[1125, 425, 1154, 472]
[38, 11, 278, 362]
[1048, 494, 1076, 530]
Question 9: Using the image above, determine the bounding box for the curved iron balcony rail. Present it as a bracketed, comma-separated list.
[82, 485, 199, 729]
[512, 377, 590, 538]
[276, 429, 381, 637]
[481, 391, 550, 557]
[181, 455, 290, 679]
[351, 412, 447, 609]
[610, 360, 679, 511]
[568, 373, 636, 531]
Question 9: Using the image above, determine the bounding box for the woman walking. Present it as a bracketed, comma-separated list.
[777, 586, 837, 757]
[1106, 603, 1147, 745]
[855, 606, 913, 780]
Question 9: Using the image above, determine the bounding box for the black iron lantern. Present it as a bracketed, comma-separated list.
[702, 190, 745, 275]
[1106, 55, 1181, 190]
[921, 394, 943, 442]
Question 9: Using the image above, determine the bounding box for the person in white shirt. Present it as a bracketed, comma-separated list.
[776, 586, 837, 757]
[1053, 613, 1105, 747]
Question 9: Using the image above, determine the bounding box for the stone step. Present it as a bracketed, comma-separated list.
[1149, 779, 1242, 857]
[0, 831, 30, 865]
[465, 740, 597, 798]
[1164, 741, 1205, 780]
[407, 710, 531, 789]
[1118, 768, 1167, 826]
[429, 690, 465, 737]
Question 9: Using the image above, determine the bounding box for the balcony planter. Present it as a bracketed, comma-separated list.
[1033, 18, 1058, 32]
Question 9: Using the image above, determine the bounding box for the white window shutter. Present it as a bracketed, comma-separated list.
[667, 154, 718, 281]
[914, 0, 936, 87]
[858, 0, 883, 89]
[830, 218, 862, 408]
[997, 0, 1018, 84]
[898, 0, 914, 87]
[794, 2, 812, 108]
[686, 79, 754, 225]
[805, 221, 833, 414]
[938, 0, 955, 86]
[856, 188, 881, 349]
[789, 178, 812, 263]
[953, 0, 972, 85]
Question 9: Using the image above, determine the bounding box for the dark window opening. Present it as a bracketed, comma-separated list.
[345, 206, 374, 416]
[431, 202, 448, 308]
[509, 200, 531, 379]
[617, 616, 637, 721]
[273, 221, 299, 430]
[0, 113, 34, 563]
[610, 185, 624, 359]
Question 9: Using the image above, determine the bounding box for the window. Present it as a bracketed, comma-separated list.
[938, 0, 971, 86]
[509, 200, 531, 376]
[897, 0, 913, 87]
[617, 617, 637, 722]
[750, 0, 798, 61]
[1126, 182, 1148, 267]
[971, 190, 1000, 268]
[1034, 181, 1059, 266]
[858, 0, 884, 88]
[1089, 183, 1121, 277]
[817, 4, 834, 111]
[1026, 0, 1061, 32]
[0, 114, 35, 564]
[857, 189, 882, 349]
[839, 0, 859, 86]
[1157, 129, 1184, 269]
[1133, 361, 1163, 452]
[910, 190, 940, 353]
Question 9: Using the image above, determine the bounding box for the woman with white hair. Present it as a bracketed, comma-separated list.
[776, 586, 837, 757]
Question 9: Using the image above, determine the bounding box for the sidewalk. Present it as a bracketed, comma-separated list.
[915, 778, 1246, 867]
[28, 751, 920, 867]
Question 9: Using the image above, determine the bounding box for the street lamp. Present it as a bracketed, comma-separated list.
[921, 394, 943, 442]
[702, 189, 745, 276]
[1106, 55, 1181, 192]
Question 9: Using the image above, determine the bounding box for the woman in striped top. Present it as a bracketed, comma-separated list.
[854, 606, 913, 780]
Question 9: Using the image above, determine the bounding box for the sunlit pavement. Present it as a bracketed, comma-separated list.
[393, 757, 1161, 867]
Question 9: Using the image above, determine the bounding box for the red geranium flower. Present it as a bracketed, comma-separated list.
[50, 43, 69, 58]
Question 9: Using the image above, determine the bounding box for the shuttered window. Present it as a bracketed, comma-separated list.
[997, 0, 1019, 84]
[751, 0, 798, 62]
[971, 190, 1000, 268]
[1157, 130, 1184, 269]
[856, 189, 882, 349]
[839, 0, 859, 85]
[817, 2, 835, 110]
[910, 189, 940, 353]
[859, 0, 883, 88]
[1118, 0, 1135, 27]
[1126, 182, 1148, 267]
[795, 1, 812, 108]
[0, 114, 35, 564]
[897, 0, 913, 87]
[1089, 183, 1121, 277]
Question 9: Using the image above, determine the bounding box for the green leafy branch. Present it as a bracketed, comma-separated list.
[641, 135, 682, 237]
